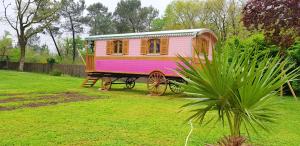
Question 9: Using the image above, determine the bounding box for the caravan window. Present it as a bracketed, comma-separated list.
[113, 40, 123, 54]
[148, 39, 160, 54]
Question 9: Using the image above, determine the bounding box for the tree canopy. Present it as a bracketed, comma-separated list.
[60, 0, 85, 63]
[114, 0, 159, 33]
[164, 0, 203, 29]
[242, 0, 300, 51]
[163, 0, 243, 41]
[84, 2, 115, 35]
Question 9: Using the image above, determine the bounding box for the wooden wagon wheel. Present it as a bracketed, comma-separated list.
[169, 82, 183, 94]
[101, 77, 112, 90]
[125, 77, 136, 89]
[147, 71, 167, 96]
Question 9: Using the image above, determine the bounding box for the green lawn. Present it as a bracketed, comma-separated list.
[0, 70, 299, 146]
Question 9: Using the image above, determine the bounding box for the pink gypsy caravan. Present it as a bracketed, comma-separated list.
[82, 29, 217, 95]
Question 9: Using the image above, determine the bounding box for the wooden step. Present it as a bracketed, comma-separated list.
[81, 77, 99, 87]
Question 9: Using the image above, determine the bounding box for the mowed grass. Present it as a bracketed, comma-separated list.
[0, 70, 300, 146]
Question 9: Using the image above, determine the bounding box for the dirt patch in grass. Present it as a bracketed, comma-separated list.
[0, 92, 49, 97]
[0, 97, 25, 103]
[0, 92, 107, 111]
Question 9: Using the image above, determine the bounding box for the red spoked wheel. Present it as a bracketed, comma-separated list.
[147, 71, 167, 96]
[101, 77, 112, 90]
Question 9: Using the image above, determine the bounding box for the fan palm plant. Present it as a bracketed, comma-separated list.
[176, 47, 299, 137]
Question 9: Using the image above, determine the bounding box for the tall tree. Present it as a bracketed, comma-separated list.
[56, 36, 84, 64]
[114, 0, 159, 33]
[2, 0, 59, 71]
[60, 0, 85, 63]
[162, 0, 243, 41]
[83, 2, 115, 35]
[242, 0, 300, 55]
[205, 0, 230, 41]
[227, 0, 243, 36]
[164, 0, 204, 29]
[141, 6, 159, 31]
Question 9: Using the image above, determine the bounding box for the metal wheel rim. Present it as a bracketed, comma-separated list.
[147, 71, 167, 96]
[169, 82, 182, 94]
[125, 78, 136, 89]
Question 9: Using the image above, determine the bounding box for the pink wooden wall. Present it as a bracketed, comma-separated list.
[93, 36, 213, 76]
[95, 36, 193, 57]
[95, 60, 178, 76]
[95, 41, 106, 57]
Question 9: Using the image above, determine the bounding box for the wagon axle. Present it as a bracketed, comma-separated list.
[83, 71, 184, 95]
[99, 77, 138, 90]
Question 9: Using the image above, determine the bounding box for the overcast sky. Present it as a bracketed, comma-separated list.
[0, 0, 172, 52]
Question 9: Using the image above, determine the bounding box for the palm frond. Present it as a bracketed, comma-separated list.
[177, 46, 300, 136]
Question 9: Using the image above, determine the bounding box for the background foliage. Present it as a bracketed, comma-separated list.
[0, 0, 299, 92]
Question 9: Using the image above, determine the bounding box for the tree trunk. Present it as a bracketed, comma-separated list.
[48, 28, 62, 59]
[232, 113, 241, 136]
[230, 0, 238, 36]
[19, 43, 26, 71]
[72, 29, 76, 63]
[69, 15, 76, 63]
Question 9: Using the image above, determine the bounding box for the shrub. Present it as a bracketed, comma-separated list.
[222, 33, 278, 57]
[291, 81, 300, 95]
[49, 69, 62, 76]
[288, 40, 300, 94]
[47, 57, 56, 65]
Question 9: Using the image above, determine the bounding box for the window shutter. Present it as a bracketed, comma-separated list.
[192, 38, 198, 54]
[122, 39, 129, 55]
[201, 39, 209, 55]
[106, 40, 113, 55]
[196, 38, 201, 53]
[140, 39, 148, 55]
[205, 41, 209, 54]
[200, 39, 204, 53]
[197, 38, 204, 54]
[160, 37, 169, 55]
[192, 38, 196, 49]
